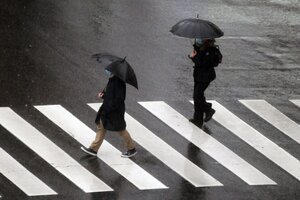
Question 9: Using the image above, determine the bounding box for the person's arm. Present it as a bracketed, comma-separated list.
[189, 49, 216, 67]
[189, 50, 202, 65]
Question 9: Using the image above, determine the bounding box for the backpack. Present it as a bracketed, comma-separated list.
[212, 46, 223, 67]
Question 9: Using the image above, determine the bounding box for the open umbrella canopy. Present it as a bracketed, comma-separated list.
[92, 53, 120, 67]
[106, 58, 138, 89]
[170, 18, 224, 39]
[92, 53, 138, 89]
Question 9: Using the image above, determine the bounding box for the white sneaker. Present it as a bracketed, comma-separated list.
[81, 146, 97, 156]
[121, 148, 137, 158]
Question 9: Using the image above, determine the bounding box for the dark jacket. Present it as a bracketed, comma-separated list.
[95, 76, 126, 131]
[190, 46, 220, 83]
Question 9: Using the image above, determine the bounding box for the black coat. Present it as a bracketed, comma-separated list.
[190, 46, 219, 83]
[95, 76, 126, 131]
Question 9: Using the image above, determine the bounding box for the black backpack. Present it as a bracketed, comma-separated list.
[212, 46, 223, 67]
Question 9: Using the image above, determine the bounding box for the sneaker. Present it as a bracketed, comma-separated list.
[81, 146, 97, 156]
[189, 118, 203, 128]
[204, 109, 215, 122]
[121, 148, 137, 158]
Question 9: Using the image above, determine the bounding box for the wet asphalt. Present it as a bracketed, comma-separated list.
[0, 0, 300, 199]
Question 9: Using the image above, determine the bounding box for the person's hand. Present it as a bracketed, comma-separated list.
[97, 92, 104, 99]
[189, 50, 197, 58]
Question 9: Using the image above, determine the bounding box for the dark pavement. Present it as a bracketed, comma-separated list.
[0, 0, 300, 199]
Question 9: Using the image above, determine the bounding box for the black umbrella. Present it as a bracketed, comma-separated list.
[92, 53, 138, 89]
[92, 53, 120, 67]
[170, 18, 224, 39]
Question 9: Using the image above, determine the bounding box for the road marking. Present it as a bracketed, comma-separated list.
[88, 103, 222, 187]
[0, 107, 113, 193]
[140, 101, 276, 185]
[290, 99, 300, 108]
[0, 148, 57, 196]
[35, 105, 167, 190]
[206, 100, 300, 181]
[240, 100, 300, 144]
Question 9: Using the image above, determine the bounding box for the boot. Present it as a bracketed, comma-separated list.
[204, 108, 215, 122]
[189, 112, 203, 128]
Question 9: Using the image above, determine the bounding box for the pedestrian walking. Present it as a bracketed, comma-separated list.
[81, 54, 138, 158]
[170, 17, 223, 127]
[188, 38, 222, 127]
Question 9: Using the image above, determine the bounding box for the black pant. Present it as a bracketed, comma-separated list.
[193, 81, 212, 119]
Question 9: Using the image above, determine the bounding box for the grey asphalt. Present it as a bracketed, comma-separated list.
[0, 0, 300, 199]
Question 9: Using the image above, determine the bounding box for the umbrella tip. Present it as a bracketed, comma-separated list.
[122, 56, 127, 61]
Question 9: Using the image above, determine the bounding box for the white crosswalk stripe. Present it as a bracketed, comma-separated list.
[0, 107, 113, 193]
[1, 99, 300, 196]
[140, 101, 276, 185]
[290, 99, 300, 108]
[208, 100, 300, 181]
[35, 105, 167, 190]
[0, 148, 57, 196]
[240, 100, 300, 144]
[88, 103, 222, 187]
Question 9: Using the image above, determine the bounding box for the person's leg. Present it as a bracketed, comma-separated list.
[118, 129, 135, 150]
[201, 81, 216, 122]
[191, 82, 205, 127]
[90, 121, 107, 152]
[201, 81, 212, 113]
[118, 130, 137, 158]
[81, 121, 106, 156]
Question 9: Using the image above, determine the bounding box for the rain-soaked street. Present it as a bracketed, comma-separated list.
[0, 0, 300, 199]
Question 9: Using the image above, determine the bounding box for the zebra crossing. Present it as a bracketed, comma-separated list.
[240, 100, 300, 144]
[0, 148, 56, 196]
[201, 100, 300, 181]
[88, 103, 222, 187]
[35, 104, 167, 190]
[0, 99, 299, 197]
[0, 107, 113, 193]
[291, 100, 300, 108]
[140, 101, 276, 185]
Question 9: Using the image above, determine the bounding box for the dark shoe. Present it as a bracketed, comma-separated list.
[204, 109, 215, 122]
[121, 148, 137, 158]
[81, 146, 97, 156]
[189, 118, 203, 128]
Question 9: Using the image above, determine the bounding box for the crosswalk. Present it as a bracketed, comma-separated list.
[291, 100, 300, 108]
[35, 104, 167, 190]
[0, 148, 56, 196]
[240, 100, 300, 144]
[88, 103, 222, 187]
[0, 108, 113, 193]
[140, 101, 276, 185]
[0, 99, 299, 197]
[205, 101, 300, 181]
